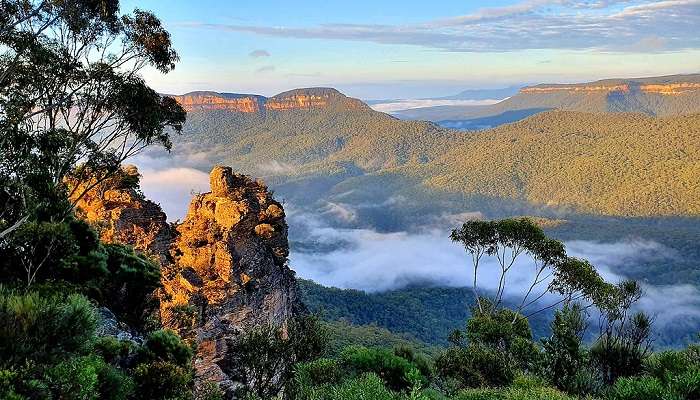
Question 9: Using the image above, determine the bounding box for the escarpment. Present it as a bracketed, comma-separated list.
[172, 87, 368, 112]
[68, 165, 172, 263]
[72, 165, 303, 398]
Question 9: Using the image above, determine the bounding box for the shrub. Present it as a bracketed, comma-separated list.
[540, 304, 600, 396]
[606, 376, 671, 400]
[394, 345, 433, 379]
[133, 361, 193, 400]
[225, 315, 328, 399]
[309, 372, 400, 400]
[0, 289, 97, 367]
[44, 356, 102, 400]
[93, 336, 135, 367]
[340, 345, 426, 391]
[194, 381, 225, 400]
[138, 329, 193, 368]
[436, 343, 516, 390]
[668, 368, 700, 400]
[101, 243, 161, 328]
[644, 350, 695, 384]
[456, 386, 576, 400]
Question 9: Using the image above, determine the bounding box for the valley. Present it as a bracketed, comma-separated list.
[143, 77, 700, 349]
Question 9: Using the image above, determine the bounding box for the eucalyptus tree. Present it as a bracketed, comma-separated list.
[450, 218, 612, 319]
[0, 0, 186, 243]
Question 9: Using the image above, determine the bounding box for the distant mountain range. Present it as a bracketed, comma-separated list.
[394, 74, 700, 129]
[171, 87, 367, 113]
[169, 83, 700, 218]
[432, 86, 521, 101]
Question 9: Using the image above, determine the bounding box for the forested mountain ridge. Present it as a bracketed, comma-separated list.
[173, 90, 700, 217]
[171, 87, 369, 113]
[417, 111, 700, 216]
[395, 73, 700, 122]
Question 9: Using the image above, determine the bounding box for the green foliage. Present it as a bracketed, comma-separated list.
[606, 376, 670, 400]
[226, 315, 328, 399]
[100, 244, 161, 329]
[138, 329, 193, 368]
[339, 346, 427, 391]
[0, 218, 108, 288]
[0, 289, 97, 367]
[93, 336, 135, 367]
[133, 361, 193, 400]
[195, 382, 225, 400]
[436, 304, 541, 391]
[305, 372, 402, 400]
[455, 386, 576, 400]
[541, 304, 600, 396]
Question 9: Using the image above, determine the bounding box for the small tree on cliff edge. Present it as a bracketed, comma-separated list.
[0, 0, 186, 243]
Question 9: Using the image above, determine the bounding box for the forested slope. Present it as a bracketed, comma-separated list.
[178, 106, 700, 216]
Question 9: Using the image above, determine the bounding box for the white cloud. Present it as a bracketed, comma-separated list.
[178, 1, 700, 53]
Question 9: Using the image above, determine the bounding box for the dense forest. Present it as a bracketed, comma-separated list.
[176, 98, 700, 217]
[2, 1, 700, 400]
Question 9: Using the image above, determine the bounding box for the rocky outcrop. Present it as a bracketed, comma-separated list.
[520, 84, 630, 94]
[171, 92, 265, 113]
[68, 165, 172, 263]
[521, 81, 700, 96]
[172, 87, 367, 113]
[160, 166, 301, 397]
[72, 164, 303, 398]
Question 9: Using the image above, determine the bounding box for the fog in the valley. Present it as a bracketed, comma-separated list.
[369, 99, 502, 113]
[132, 154, 700, 326]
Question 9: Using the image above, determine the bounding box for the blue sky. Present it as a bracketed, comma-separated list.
[125, 0, 700, 99]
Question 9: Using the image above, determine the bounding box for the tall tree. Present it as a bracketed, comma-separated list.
[450, 218, 611, 319]
[0, 0, 186, 244]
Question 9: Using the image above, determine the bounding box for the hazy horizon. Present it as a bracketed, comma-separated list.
[122, 0, 700, 99]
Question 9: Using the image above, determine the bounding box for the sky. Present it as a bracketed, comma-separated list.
[123, 0, 700, 99]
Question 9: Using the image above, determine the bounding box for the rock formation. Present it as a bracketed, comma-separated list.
[172, 87, 367, 113]
[71, 164, 303, 398]
[171, 91, 266, 113]
[68, 165, 172, 263]
[521, 81, 700, 95]
[160, 166, 301, 397]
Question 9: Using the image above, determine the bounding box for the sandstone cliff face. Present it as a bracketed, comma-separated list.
[520, 82, 700, 95]
[171, 92, 265, 113]
[68, 165, 172, 263]
[72, 165, 303, 398]
[172, 87, 367, 112]
[160, 166, 301, 397]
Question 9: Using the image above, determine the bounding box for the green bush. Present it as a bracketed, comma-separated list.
[306, 372, 401, 400]
[667, 368, 700, 399]
[138, 329, 193, 367]
[93, 336, 135, 367]
[295, 358, 344, 387]
[44, 355, 104, 400]
[644, 350, 696, 384]
[133, 361, 193, 400]
[0, 289, 97, 367]
[194, 381, 225, 400]
[606, 376, 672, 400]
[340, 346, 426, 391]
[436, 343, 516, 390]
[456, 386, 576, 400]
[101, 243, 161, 328]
